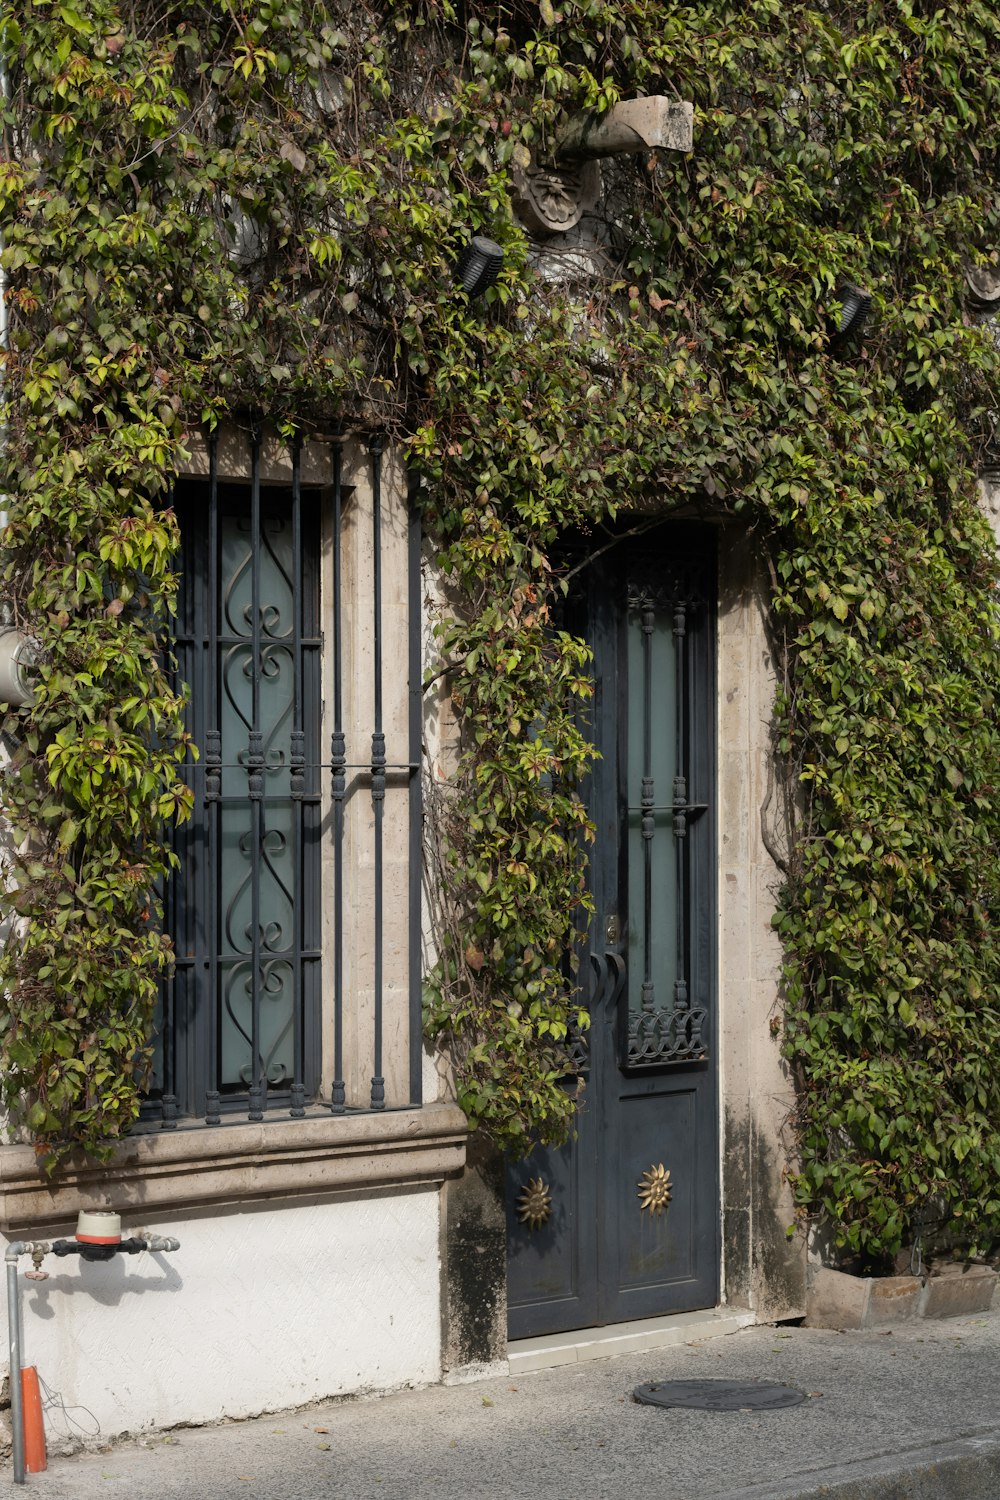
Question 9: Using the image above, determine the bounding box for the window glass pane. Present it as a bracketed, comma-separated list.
[219, 799, 297, 1092]
[217, 501, 303, 1096]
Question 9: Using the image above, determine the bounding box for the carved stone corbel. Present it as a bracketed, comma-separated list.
[555, 97, 694, 161]
[510, 97, 693, 238]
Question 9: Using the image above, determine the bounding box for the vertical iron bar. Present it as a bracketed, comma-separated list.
[304, 494, 323, 1106]
[407, 474, 423, 1106]
[289, 438, 305, 1116]
[247, 423, 265, 1120]
[672, 598, 689, 1009]
[161, 481, 178, 1127]
[205, 434, 221, 1125]
[370, 436, 386, 1109]
[330, 436, 346, 1112]
[640, 599, 655, 1012]
[298, 485, 321, 1106]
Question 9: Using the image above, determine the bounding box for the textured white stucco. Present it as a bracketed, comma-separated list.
[1, 1189, 442, 1438]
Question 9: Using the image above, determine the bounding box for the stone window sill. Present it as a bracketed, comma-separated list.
[0, 1102, 468, 1233]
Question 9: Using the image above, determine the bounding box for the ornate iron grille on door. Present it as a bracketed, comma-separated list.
[621, 562, 710, 1071]
[153, 429, 423, 1125]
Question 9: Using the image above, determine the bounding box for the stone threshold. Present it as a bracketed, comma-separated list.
[508, 1306, 755, 1373]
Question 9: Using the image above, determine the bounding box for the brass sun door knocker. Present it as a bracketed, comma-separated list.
[638, 1163, 672, 1215]
[516, 1177, 552, 1230]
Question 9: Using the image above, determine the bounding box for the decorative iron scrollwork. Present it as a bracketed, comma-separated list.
[625, 565, 706, 616]
[625, 1004, 708, 1070]
[638, 1163, 672, 1215]
[563, 1014, 590, 1076]
[516, 1177, 553, 1230]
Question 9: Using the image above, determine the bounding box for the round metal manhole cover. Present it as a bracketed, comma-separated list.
[634, 1380, 806, 1411]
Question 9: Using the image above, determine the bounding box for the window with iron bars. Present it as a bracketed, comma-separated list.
[148, 430, 423, 1128]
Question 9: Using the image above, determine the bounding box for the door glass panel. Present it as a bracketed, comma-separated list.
[621, 574, 709, 1071]
[626, 599, 678, 1015]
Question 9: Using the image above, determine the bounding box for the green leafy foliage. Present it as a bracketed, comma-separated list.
[2, 0, 1000, 1252]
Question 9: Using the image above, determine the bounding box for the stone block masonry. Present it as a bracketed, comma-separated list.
[806, 1265, 998, 1330]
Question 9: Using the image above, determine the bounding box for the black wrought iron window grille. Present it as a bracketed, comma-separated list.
[149, 429, 423, 1128]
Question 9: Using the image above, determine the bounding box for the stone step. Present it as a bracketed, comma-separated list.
[507, 1305, 756, 1373]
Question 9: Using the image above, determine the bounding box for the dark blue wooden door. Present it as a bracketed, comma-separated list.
[506, 531, 718, 1338]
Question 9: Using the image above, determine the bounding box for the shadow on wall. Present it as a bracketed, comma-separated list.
[25, 1252, 182, 1320]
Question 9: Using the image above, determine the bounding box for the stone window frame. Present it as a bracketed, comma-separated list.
[0, 425, 466, 1232]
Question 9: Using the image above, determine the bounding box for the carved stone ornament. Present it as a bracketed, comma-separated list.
[511, 160, 601, 236]
[637, 1163, 672, 1215]
[516, 1176, 553, 1230]
[965, 263, 1000, 315]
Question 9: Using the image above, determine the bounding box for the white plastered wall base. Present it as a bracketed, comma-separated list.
[1, 1190, 441, 1437]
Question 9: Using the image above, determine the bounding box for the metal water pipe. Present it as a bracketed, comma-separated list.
[5, 1240, 48, 1483]
[6, 1227, 181, 1484]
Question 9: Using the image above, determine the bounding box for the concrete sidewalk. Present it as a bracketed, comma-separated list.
[11, 1305, 1000, 1500]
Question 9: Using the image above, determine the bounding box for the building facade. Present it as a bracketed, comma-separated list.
[0, 422, 806, 1434]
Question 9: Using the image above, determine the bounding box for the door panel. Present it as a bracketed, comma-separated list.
[507, 529, 718, 1339]
[505, 1119, 597, 1334]
[614, 1091, 698, 1289]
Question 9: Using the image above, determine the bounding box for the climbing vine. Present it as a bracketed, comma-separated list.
[1, 0, 1000, 1255]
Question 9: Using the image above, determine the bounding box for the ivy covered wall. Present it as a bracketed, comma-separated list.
[1, 0, 999, 1258]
